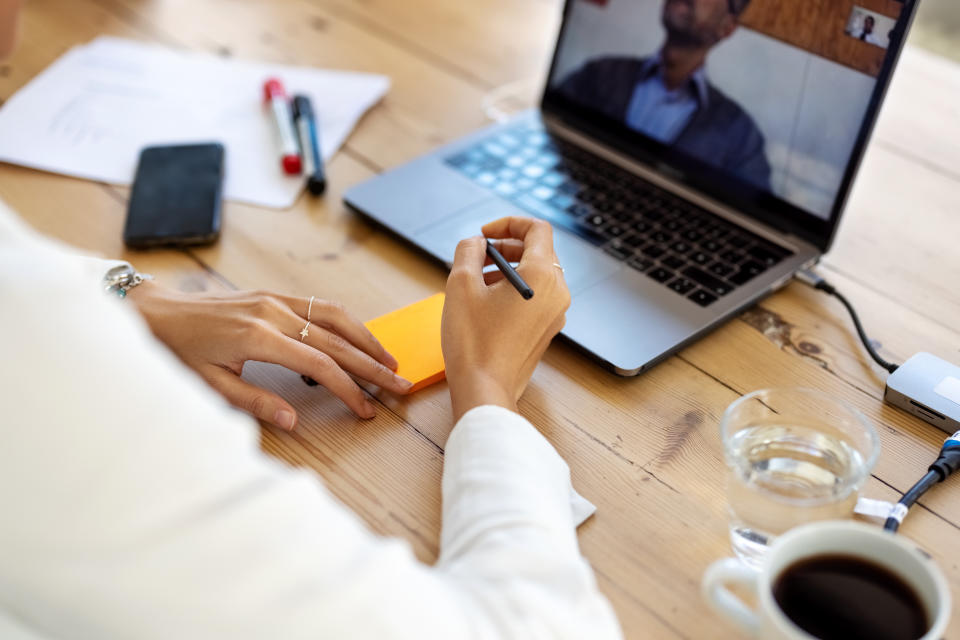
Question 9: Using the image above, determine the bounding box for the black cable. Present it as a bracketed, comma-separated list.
[828, 289, 899, 374]
[883, 470, 939, 532]
[795, 269, 899, 373]
[884, 435, 960, 532]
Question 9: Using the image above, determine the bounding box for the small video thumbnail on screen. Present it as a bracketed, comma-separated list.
[551, 0, 905, 219]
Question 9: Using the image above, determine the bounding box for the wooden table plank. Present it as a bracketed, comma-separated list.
[1, 0, 154, 99]
[312, 0, 562, 89]
[823, 144, 960, 325]
[873, 46, 960, 179]
[246, 361, 446, 564]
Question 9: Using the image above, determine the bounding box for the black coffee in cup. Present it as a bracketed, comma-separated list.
[773, 554, 929, 640]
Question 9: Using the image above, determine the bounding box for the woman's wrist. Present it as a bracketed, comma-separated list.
[125, 279, 170, 317]
[124, 277, 160, 299]
[124, 281, 189, 343]
[448, 370, 517, 423]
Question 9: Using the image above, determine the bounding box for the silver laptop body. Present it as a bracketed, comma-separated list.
[345, 0, 918, 375]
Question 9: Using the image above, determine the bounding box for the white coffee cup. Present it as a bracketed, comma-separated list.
[702, 521, 950, 639]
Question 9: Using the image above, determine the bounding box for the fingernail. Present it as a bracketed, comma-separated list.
[385, 353, 400, 370]
[396, 376, 414, 392]
[362, 400, 377, 419]
[274, 409, 296, 430]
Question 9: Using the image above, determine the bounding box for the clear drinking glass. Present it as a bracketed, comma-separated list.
[721, 388, 880, 568]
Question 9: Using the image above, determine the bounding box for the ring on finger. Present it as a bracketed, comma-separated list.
[300, 295, 316, 342]
[553, 262, 565, 273]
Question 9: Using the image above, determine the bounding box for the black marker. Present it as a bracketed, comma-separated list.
[486, 239, 534, 300]
[292, 94, 327, 195]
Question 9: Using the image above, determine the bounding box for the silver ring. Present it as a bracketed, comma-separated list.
[300, 295, 316, 342]
[553, 263, 565, 273]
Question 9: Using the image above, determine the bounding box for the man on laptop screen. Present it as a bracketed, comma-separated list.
[558, 0, 770, 191]
[550, 0, 905, 220]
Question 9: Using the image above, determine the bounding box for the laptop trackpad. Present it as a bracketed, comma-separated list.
[552, 227, 621, 294]
[564, 269, 701, 372]
[414, 198, 621, 294]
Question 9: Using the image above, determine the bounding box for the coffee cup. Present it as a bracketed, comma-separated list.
[702, 521, 950, 639]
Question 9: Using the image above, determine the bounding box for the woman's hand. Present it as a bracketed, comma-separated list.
[441, 217, 571, 422]
[128, 285, 412, 429]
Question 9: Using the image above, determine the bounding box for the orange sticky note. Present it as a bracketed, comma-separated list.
[365, 293, 446, 392]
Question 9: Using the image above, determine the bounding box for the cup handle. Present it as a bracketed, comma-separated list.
[702, 558, 761, 634]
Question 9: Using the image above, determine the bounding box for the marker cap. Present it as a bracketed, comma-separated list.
[263, 78, 287, 102]
[282, 154, 302, 175]
[292, 95, 314, 120]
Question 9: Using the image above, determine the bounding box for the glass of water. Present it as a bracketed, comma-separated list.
[721, 388, 880, 568]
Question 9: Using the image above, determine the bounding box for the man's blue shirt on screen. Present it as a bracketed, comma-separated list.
[558, 55, 772, 192]
[625, 57, 707, 145]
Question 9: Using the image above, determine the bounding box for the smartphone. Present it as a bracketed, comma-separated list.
[124, 143, 225, 248]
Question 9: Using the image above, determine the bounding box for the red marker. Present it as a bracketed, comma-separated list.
[263, 78, 302, 175]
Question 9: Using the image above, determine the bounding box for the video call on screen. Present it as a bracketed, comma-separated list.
[551, 0, 905, 220]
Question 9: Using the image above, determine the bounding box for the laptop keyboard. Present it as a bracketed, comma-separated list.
[445, 122, 793, 307]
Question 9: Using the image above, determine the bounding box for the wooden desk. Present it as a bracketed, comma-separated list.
[3, 1, 959, 637]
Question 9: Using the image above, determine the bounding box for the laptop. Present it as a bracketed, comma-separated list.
[345, 0, 918, 375]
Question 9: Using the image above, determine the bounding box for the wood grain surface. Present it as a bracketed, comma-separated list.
[2, 1, 959, 638]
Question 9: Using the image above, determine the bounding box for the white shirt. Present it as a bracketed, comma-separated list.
[0, 201, 621, 640]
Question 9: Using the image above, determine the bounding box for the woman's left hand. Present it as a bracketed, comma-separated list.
[128, 282, 412, 430]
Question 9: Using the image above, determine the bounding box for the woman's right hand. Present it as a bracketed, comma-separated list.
[441, 217, 571, 422]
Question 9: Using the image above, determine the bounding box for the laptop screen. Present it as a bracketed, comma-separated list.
[543, 0, 913, 246]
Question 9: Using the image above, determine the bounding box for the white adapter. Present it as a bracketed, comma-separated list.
[885, 352, 960, 433]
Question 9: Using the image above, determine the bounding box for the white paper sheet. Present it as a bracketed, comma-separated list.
[0, 37, 389, 209]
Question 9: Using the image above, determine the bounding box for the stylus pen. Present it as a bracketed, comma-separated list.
[486, 239, 534, 300]
[292, 94, 327, 195]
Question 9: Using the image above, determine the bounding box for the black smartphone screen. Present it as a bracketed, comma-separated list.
[124, 143, 225, 248]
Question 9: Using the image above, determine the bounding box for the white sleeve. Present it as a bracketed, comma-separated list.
[0, 201, 126, 285]
[0, 202, 621, 640]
